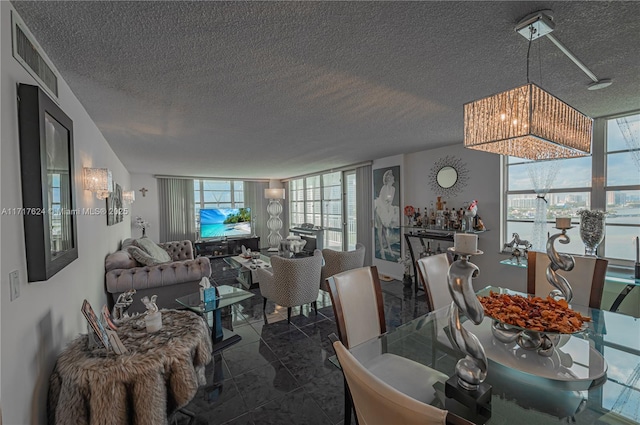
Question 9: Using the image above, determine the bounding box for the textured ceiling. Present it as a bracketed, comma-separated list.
[11, 1, 640, 179]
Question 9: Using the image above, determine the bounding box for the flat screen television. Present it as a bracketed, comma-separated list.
[199, 207, 251, 239]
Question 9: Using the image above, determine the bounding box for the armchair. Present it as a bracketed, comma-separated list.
[256, 250, 323, 322]
[105, 239, 211, 313]
[320, 243, 366, 291]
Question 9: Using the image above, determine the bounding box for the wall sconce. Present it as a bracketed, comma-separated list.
[83, 167, 113, 200]
[264, 188, 285, 252]
[122, 190, 136, 205]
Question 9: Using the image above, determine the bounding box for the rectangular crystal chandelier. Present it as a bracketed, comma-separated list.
[463, 83, 593, 160]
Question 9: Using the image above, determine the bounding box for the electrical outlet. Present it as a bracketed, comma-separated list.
[9, 270, 20, 301]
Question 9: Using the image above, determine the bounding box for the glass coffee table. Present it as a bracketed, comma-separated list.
[223, 254, 271, 289]
[176, 285, 254, 352]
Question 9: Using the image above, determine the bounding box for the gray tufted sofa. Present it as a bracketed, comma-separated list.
[105, 239, 211, 313]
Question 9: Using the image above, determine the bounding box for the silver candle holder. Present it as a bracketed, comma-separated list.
[546, 222, 575, 302]
[491, 219, 576, 357]
[445, 239, 491, 417]
[446, 234, 488, 391]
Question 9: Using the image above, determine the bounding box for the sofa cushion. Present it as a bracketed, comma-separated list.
[133, 238, 172, 263]
[127, 246, 166, 266]
[121, 238, 136, 250]
[105, 250, 137, 271]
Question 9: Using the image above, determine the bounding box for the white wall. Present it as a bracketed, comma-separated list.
[1, 4, 131, 423]
[403, 144, 526, 292]
[129, 173, 160, 242]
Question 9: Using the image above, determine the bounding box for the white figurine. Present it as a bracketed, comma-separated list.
[141, 295, 159, 314]
[142, 295, 162, 332]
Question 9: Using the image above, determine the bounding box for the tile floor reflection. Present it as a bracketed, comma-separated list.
[173, 258, 432, 425]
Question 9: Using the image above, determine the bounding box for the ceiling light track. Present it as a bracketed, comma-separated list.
[515, 10, 612, 90]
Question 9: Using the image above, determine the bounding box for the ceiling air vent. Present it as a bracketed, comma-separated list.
[11, 11, 59, 99]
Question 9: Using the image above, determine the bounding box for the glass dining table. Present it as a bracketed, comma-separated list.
[333, 286, 640, 424]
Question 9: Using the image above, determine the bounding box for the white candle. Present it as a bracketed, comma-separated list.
[454, 233, 478, 254]
[556, 217, 571, 229]
[145, 311, 162, 333]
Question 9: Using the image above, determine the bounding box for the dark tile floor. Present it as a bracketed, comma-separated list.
[173, 259, 432, 425]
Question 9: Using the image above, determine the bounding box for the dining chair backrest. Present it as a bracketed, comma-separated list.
[333, 340, 447, 425]
[320, 243, 366, 291]
[416, 254, 452, 311]
[527, 251, 608, 309]
[326, 266, 385, 348]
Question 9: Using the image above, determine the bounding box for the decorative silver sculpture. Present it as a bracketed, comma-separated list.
[546, 224, 575, 302]
[491, 221, 575, 357]
[577, 209, 605, 256]
[502, 232, 533, 265]
[111, 289, 137, 323]
[447, 240, 487, 391]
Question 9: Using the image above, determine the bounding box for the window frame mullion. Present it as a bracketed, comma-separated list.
[591, 118, 607, 213]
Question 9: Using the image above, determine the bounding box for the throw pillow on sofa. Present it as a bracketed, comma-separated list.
[133, 238, 172, 263]
[126, 246, 166, 266]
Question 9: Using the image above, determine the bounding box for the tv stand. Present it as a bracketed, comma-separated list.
[194, 236, 260, 259]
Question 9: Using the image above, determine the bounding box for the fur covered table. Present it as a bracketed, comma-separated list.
[48, 309, 212, 425]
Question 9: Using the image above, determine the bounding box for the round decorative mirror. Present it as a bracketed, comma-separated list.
[437, 166, 458, 189]
[428, 156, 469, 197]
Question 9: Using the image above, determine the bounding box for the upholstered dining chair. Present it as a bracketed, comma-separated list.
[326, 266, 449, 425]
[333, 340, 447, 425]
[320, 243, 366, 291]
[527, 251, 608, 309]
[256, 249, 323, 322]
[416, 253, 453, 312]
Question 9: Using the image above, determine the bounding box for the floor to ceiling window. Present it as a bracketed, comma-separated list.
[503, 111, 640, 264]
[603, 113, 640, 261]
[289, 170, 356, 250]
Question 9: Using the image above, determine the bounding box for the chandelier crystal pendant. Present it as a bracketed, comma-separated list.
[463, 10, 600, 161]
[464, 83, 593, 160]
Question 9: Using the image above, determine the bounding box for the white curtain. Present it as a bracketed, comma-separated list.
[356, 164, 373, 266]
[158, 178, 195, 242]
[527, 161, 560, 251]
[243, 181, 270, 249]
[616, 116, 640, 169]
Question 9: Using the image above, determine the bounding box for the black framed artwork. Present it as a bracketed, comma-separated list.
[18, 83, 78, 282]
[373, 165, 401, 262]
[106, 183, 123, 225]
